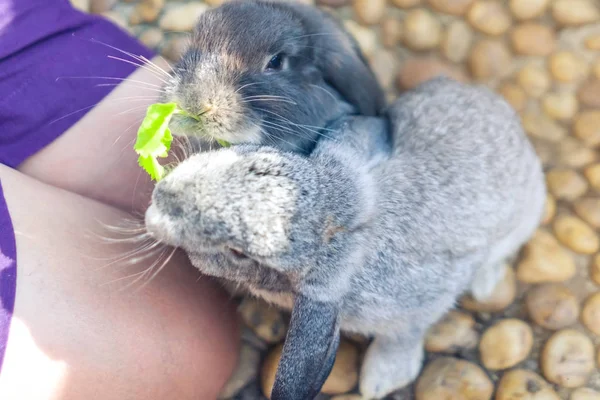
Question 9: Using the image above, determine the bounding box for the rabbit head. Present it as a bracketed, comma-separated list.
[161, 0, 385, 154]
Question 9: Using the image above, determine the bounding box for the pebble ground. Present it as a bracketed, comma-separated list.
[68, 0, 600, 399]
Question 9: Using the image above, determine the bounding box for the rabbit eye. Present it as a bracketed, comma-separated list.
[265, 53, 285, 71]
[228, 247, 249, 260]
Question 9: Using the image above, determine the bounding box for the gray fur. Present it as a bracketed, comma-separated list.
[145, 77, 546, 399]
[160, 0, 385, 155]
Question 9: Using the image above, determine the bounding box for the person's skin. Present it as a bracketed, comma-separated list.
[19, 57, 178, 213]
[1, 57, 241, 399]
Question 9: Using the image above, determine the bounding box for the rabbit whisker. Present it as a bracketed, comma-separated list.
[89, 37, 170, 78]
[95, 83, 167, 94]
[235, 82, 263, 94]
[310, 84, 338, 103]
[288, 32, 337, 40]
[119, 246, 171, 291]
[57, 75, 165, 89]
[114, 104, 158, 117]
[255, 108, 333, 141]
[252, 121, 304, 151]
[241, 98, 297, 105]
[135, 246, 178, 292]
[95, 239, 164, 266]
[107, 55, 170, 85]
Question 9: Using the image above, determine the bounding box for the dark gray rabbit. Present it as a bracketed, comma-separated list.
[160, 0, 385, 154]
[145, 76, 546, 399]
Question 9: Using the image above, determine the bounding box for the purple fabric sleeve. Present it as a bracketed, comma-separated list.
[0, 180, 17, 374]
[0, 0, 155, 168]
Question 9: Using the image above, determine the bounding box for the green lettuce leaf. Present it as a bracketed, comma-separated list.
[134, 102, 233, 181]
[134, 102, 177, 181]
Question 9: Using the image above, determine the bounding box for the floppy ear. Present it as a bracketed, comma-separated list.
[273, 1, 386, 116]
[270, 294, 341, 400]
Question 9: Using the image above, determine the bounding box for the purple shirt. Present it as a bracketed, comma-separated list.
[0, 0, 154, 168]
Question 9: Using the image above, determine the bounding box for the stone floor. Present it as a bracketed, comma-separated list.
[70, 0, 600, 399]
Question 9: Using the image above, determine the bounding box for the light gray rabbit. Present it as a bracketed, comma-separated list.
[145, 76, 546, 399]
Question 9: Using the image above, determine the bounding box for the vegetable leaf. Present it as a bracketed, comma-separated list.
[134, 102, 177, 181]
[138, 155, 164, 182]
[216, 138, 231, 147]
[134, 102, 233, 181]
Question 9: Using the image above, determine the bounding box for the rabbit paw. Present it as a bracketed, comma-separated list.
[359, 336, 424, 399]
[470, 262, 507, 302]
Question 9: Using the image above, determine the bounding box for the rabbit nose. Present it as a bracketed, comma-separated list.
[153, 188, 184, 218]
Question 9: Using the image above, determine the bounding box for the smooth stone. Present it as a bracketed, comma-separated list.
[468, 39, 512, 80]
[496, 369, 560, 400]
[427, 0, 475, 15]
[577, 80, 600, 109]
[70, 0, 90, 12]
[509, 0, 550, 20]
[344, 20, 377, 58]
[159, 3, 208, 32]
[572, 388, 600, 400]
[526, 283, 580, 330]
[397, 58, 468, 90]
[402, 9, 442, 51]
[543, 194, 557, 224]
[545, 169, 588, 201]
[518, 63, 550, 98]
[552, 0, 600, 27]
[415, 357, 493, 400]
[521, 111, 566, 142]
[574, 197, 600, 229]
[90, 0, 116, 13]
[479, 319, 533, 370]
[139, 27, 164, 49]
[553, 215, 599, 255]
[557, 138, 598, 168]
[371, 49, 398, 91]
[541, 329, 595, 388]
[591, 254, 600, 285]
[238, 298, 288, 344]
[161, 36, 189, 62]
[442, 20, 473, 63]
[499, 82, 527, 111]
[585, 34, 600, 50]
[425, 310, 479, 353]
[542, 92, 578, 121]
[511, 23, 555, 56]
[574, 111, 600, 147]
[585, 163, 600, 190]
[130, 0, 164, 24]
[461, 265, 516, 312]
[550, 52, 589, 83]
[391, 0, 421, 8]
[581, 292, 600, 335]
[353, 0, 386, 25]
[381, 18, 403, 48]
[516, 230, 576, 283]
[467, 1, 512, 36]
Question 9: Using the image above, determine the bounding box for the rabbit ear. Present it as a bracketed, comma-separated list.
[314, 17, 386, 117]
[272, 1, 385, 116]
[270, 294, 341, 400]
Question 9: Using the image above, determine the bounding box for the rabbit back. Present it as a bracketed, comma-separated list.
[338, 77, 545, 335]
